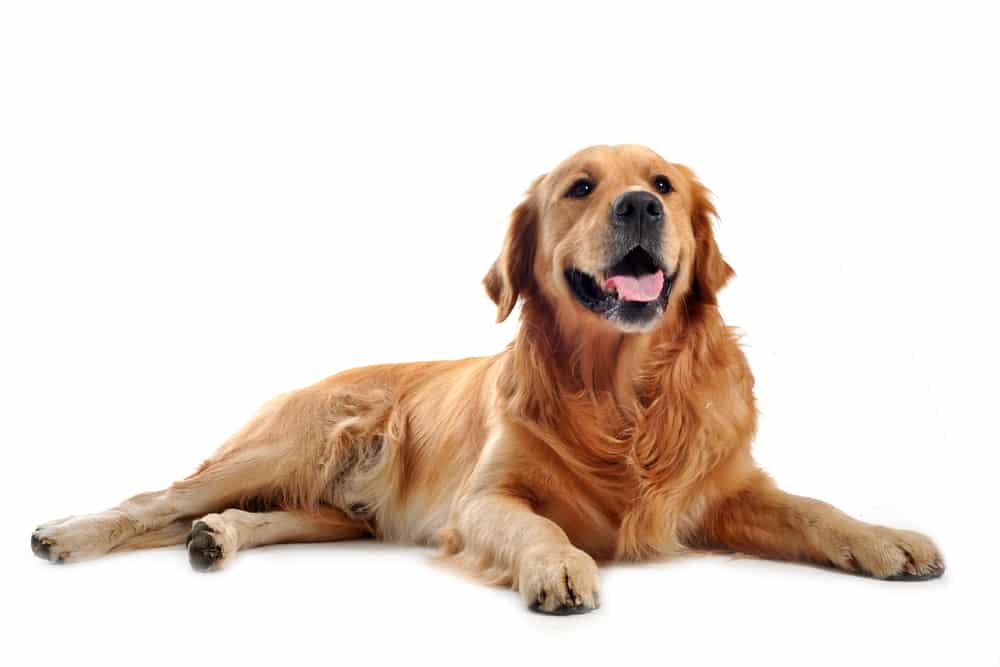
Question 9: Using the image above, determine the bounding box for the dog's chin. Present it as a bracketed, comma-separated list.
[564, 266, 675, 333]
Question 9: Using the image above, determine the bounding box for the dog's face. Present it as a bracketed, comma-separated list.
[486, 145, 732, 334]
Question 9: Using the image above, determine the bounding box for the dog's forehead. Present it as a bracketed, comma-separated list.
[546, 144, 672, 186]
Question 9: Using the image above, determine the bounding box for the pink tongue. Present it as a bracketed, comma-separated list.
[604, 270, 664, 302]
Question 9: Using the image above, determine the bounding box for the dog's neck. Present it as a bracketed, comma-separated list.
[509, 297, 711, 411]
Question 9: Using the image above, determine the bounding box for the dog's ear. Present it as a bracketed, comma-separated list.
[483, 175, 543, 322]
[675, 164, 733, 304]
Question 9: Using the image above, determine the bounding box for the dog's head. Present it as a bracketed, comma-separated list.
[485, 145, 732, 333]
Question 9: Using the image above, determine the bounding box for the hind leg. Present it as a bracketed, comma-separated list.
[31, 446, 287, 564]
[31, 381, 393, 564]
[186, 506, 369, 571]
[112, 519, 193, 552]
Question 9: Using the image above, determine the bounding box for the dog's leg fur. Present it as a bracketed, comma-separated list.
[31, 447, 281, 563]
[31, 382, 392, 564]
[111, 519, 193, 552]
[186, 507, 369, 571]
[696, 471, 944, 580]
[446, 493, 601, 615]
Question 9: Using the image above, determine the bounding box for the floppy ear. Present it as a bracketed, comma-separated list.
[483, 176, 543, 322]
[676, 164, 734, 304]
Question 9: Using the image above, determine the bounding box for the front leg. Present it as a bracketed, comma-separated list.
[696, 472, 944, 580]
[447, 492, 601, 615]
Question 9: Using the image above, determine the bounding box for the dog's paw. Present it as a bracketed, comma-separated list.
[822, 524, 944, 581]
[31, 512, 134, 564]
[518, 546, 601, 615]
[186, 515, 238, 572]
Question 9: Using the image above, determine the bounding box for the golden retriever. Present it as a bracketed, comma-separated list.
[31, 144, 943, 614]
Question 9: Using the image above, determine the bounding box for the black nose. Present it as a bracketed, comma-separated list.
[611, 191, 664, 228]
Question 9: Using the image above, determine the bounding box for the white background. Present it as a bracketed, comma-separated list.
[2, 1, 997, 665]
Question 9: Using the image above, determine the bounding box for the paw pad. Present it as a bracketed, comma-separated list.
[186, 521, 224, 571]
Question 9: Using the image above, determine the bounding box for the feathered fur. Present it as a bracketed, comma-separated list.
[31, 145, 944, 613]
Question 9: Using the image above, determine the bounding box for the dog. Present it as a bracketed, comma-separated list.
[31, 144, 943, 614]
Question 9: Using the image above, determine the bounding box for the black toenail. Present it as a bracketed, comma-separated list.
[31, 533, 51, 560]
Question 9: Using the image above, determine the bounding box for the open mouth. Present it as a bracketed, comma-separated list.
[565, 246, 675, 326]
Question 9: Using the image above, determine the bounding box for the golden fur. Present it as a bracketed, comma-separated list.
[31, 145, 943, 614]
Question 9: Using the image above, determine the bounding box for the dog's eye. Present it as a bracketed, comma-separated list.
[566, 178, 596, 199]
[653, 175, 673, 195]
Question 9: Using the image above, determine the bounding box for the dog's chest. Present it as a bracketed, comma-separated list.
[539, 387, 755, 558]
